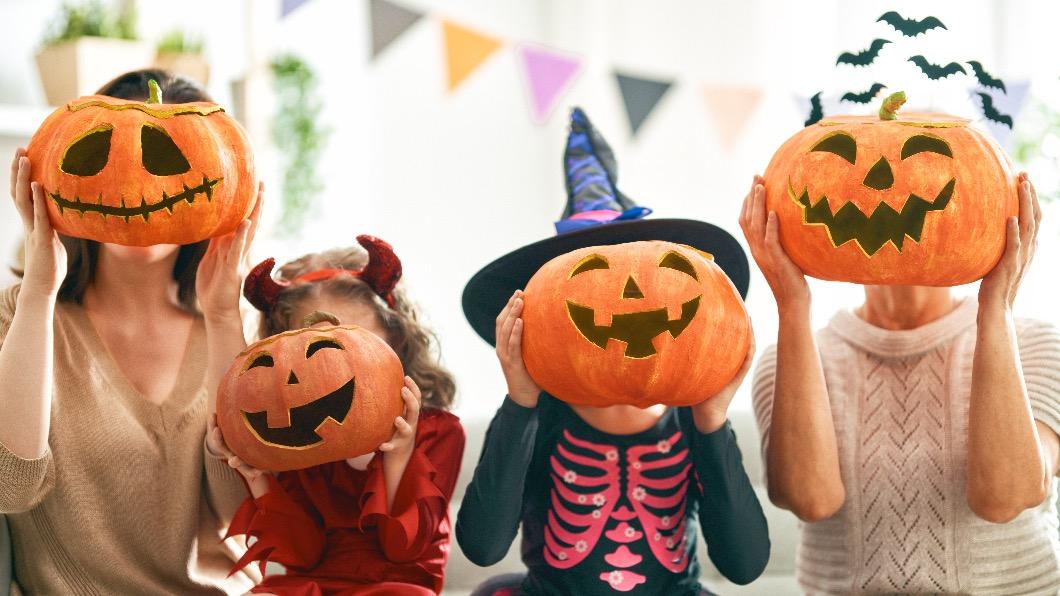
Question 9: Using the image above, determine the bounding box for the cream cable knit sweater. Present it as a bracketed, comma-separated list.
[753, 298, 1060, 595]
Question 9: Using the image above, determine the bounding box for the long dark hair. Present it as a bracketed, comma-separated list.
[52, 69, 212, 312]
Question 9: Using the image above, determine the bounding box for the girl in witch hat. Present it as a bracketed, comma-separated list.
[204, 236, 465, 595]
[456, 108, 769, 595]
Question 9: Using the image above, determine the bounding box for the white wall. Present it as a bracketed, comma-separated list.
[2, 0, 1060, 424]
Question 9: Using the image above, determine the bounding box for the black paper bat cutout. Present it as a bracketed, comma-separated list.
[908, 55, 966, 80]
[967, 61, 1007, 92]
[976, 92, 1013, 128]
[836, 39, 891, 67]
[841, 83, 887, 104]
[877, 11, 947, 36]
[805, 92, 823, 126]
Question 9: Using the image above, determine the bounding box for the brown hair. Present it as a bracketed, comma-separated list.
[260, 246, 457, 411]
[37, 69, 211, 312]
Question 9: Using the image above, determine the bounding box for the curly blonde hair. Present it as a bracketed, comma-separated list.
[260, 245, 456, 410]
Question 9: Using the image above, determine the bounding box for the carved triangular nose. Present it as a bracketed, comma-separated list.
[286, 371, 299, 385]
[622, 276, 644, 299]
[863, 157, 894, 190]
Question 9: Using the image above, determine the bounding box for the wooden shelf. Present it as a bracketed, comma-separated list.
[0, 104, 52, 140]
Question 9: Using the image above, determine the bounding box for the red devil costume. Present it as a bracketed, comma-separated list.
[226, 235, 465, 596]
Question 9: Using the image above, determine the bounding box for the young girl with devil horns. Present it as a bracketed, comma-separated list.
[204, 236, 464, 595]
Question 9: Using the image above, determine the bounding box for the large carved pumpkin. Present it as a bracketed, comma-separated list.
[26, 80, 256, 246]
[521, 240, 750, 408]
[216, 312, 405, 471]
[763, 92, 1017, 286]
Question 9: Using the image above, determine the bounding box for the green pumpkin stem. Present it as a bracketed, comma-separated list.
[302, 310, 341, 328]
[147, 79, 163, 104]
[879, 91, 906, 121]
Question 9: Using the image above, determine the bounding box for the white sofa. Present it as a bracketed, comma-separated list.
[0, 409, 799, 595]
[441, 408, 800, 595]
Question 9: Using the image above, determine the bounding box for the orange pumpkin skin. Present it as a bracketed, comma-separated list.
[26, 94, 256, 246]
[521, 241, 750, 408]
[216, 324, 404, 472]
[763, 113, 1017, 286]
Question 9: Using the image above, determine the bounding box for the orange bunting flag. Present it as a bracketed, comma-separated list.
[442, 19, 503, 92]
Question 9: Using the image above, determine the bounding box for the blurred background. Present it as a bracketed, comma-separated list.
[2, 1, 1060, 593]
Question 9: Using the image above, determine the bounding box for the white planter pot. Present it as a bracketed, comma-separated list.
[153, 52, 210, 86]
[35, 37, 154, 106]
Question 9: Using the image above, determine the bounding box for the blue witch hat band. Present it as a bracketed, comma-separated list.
[461, 107, 749, 346]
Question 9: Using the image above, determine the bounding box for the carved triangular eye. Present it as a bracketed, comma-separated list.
[61, 125, 113, 176]
[141, 124, 191, 175]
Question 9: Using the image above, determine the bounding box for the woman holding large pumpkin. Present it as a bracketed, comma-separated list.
[456, 109, 769, 595]
[0, 70, 260, 593]
[746, 95, 1060, 594]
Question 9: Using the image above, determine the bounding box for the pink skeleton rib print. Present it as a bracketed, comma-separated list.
[543, 428, 691, 592]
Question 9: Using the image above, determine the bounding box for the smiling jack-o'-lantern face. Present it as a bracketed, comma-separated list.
[26, 81, 256, 246]
[216, 313, 404, 471]
[521, 241, 750, 408]
[764, 107, 1017, 286]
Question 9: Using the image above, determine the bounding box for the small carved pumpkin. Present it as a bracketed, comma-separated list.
[216, 312, 405, 471]
[521, 241, 750, 408]
[26, 80, 256, 246]
[763, 92, 1017, 285]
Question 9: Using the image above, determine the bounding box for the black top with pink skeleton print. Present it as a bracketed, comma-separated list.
[456, 394, 770, 596]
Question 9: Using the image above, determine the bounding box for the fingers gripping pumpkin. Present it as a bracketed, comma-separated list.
[763, 91, 1017, 286]
[216, 311, 405, 471]
[521, 241, 751, 408]
[26, 80, 256, 246]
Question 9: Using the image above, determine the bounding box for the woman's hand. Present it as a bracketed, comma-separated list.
[739, 175, 809, 314]
[979, 173, 1040, 312]
[10, 149, 66, 299]
[495, 290, 541, 408]
[692, 331, 756, 434]
[380, 376, 421, 458]
[196, 183, 263, 321]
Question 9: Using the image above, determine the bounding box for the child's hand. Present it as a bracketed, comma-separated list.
[196, 183, 263, 321]
[207, 414, 270, 487]
[379, 376, 421, 458]
[10, 150, 67, 299]
[691, 332, 756, 434]
[496, 290, 541, 408]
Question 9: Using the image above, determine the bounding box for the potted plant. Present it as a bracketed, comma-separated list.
[35, 0, 153, 105]
[154, 29, 209, 86]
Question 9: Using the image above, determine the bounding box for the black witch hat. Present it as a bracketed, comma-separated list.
[462, 107, 748, 345]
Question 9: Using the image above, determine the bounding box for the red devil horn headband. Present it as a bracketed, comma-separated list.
[242, 235, 403, 313]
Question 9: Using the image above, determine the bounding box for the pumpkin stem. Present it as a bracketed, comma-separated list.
[147, 79, 163, 104]
[302, 310, 341, 328]
[879, 91, 906, 121]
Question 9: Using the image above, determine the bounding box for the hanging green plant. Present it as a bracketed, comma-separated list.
[270, 53, 330, 235]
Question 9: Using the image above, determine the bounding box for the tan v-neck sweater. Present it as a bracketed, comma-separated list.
[0, 284, 256, 595]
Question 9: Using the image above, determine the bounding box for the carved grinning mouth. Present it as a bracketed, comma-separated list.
[48, 175, 222, 222]
[789, 178, 955, 256]
[566, 297, 701, 359]
[242, 378, 355, 449]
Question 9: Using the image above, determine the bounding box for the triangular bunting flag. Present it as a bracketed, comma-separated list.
[614, 72, 673, 136]
[703, 85, 763, 151]
[369, 0, 424, 59]
[281, 0, 311, 18]
[441, 20, 503, 92]
[973, 80, 1029, 149]
[516, 44, 583, 123]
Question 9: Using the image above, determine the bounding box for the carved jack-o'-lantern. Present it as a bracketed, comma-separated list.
[26, 80, 256, 246]
[521, 241, 751, 408]
[763, 92, 1017, 286]
[216, 312, 405, 472]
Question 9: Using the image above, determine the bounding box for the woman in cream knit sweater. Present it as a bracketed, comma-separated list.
[742, 173, 1060, 595]
[0, 70, 259, 594]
